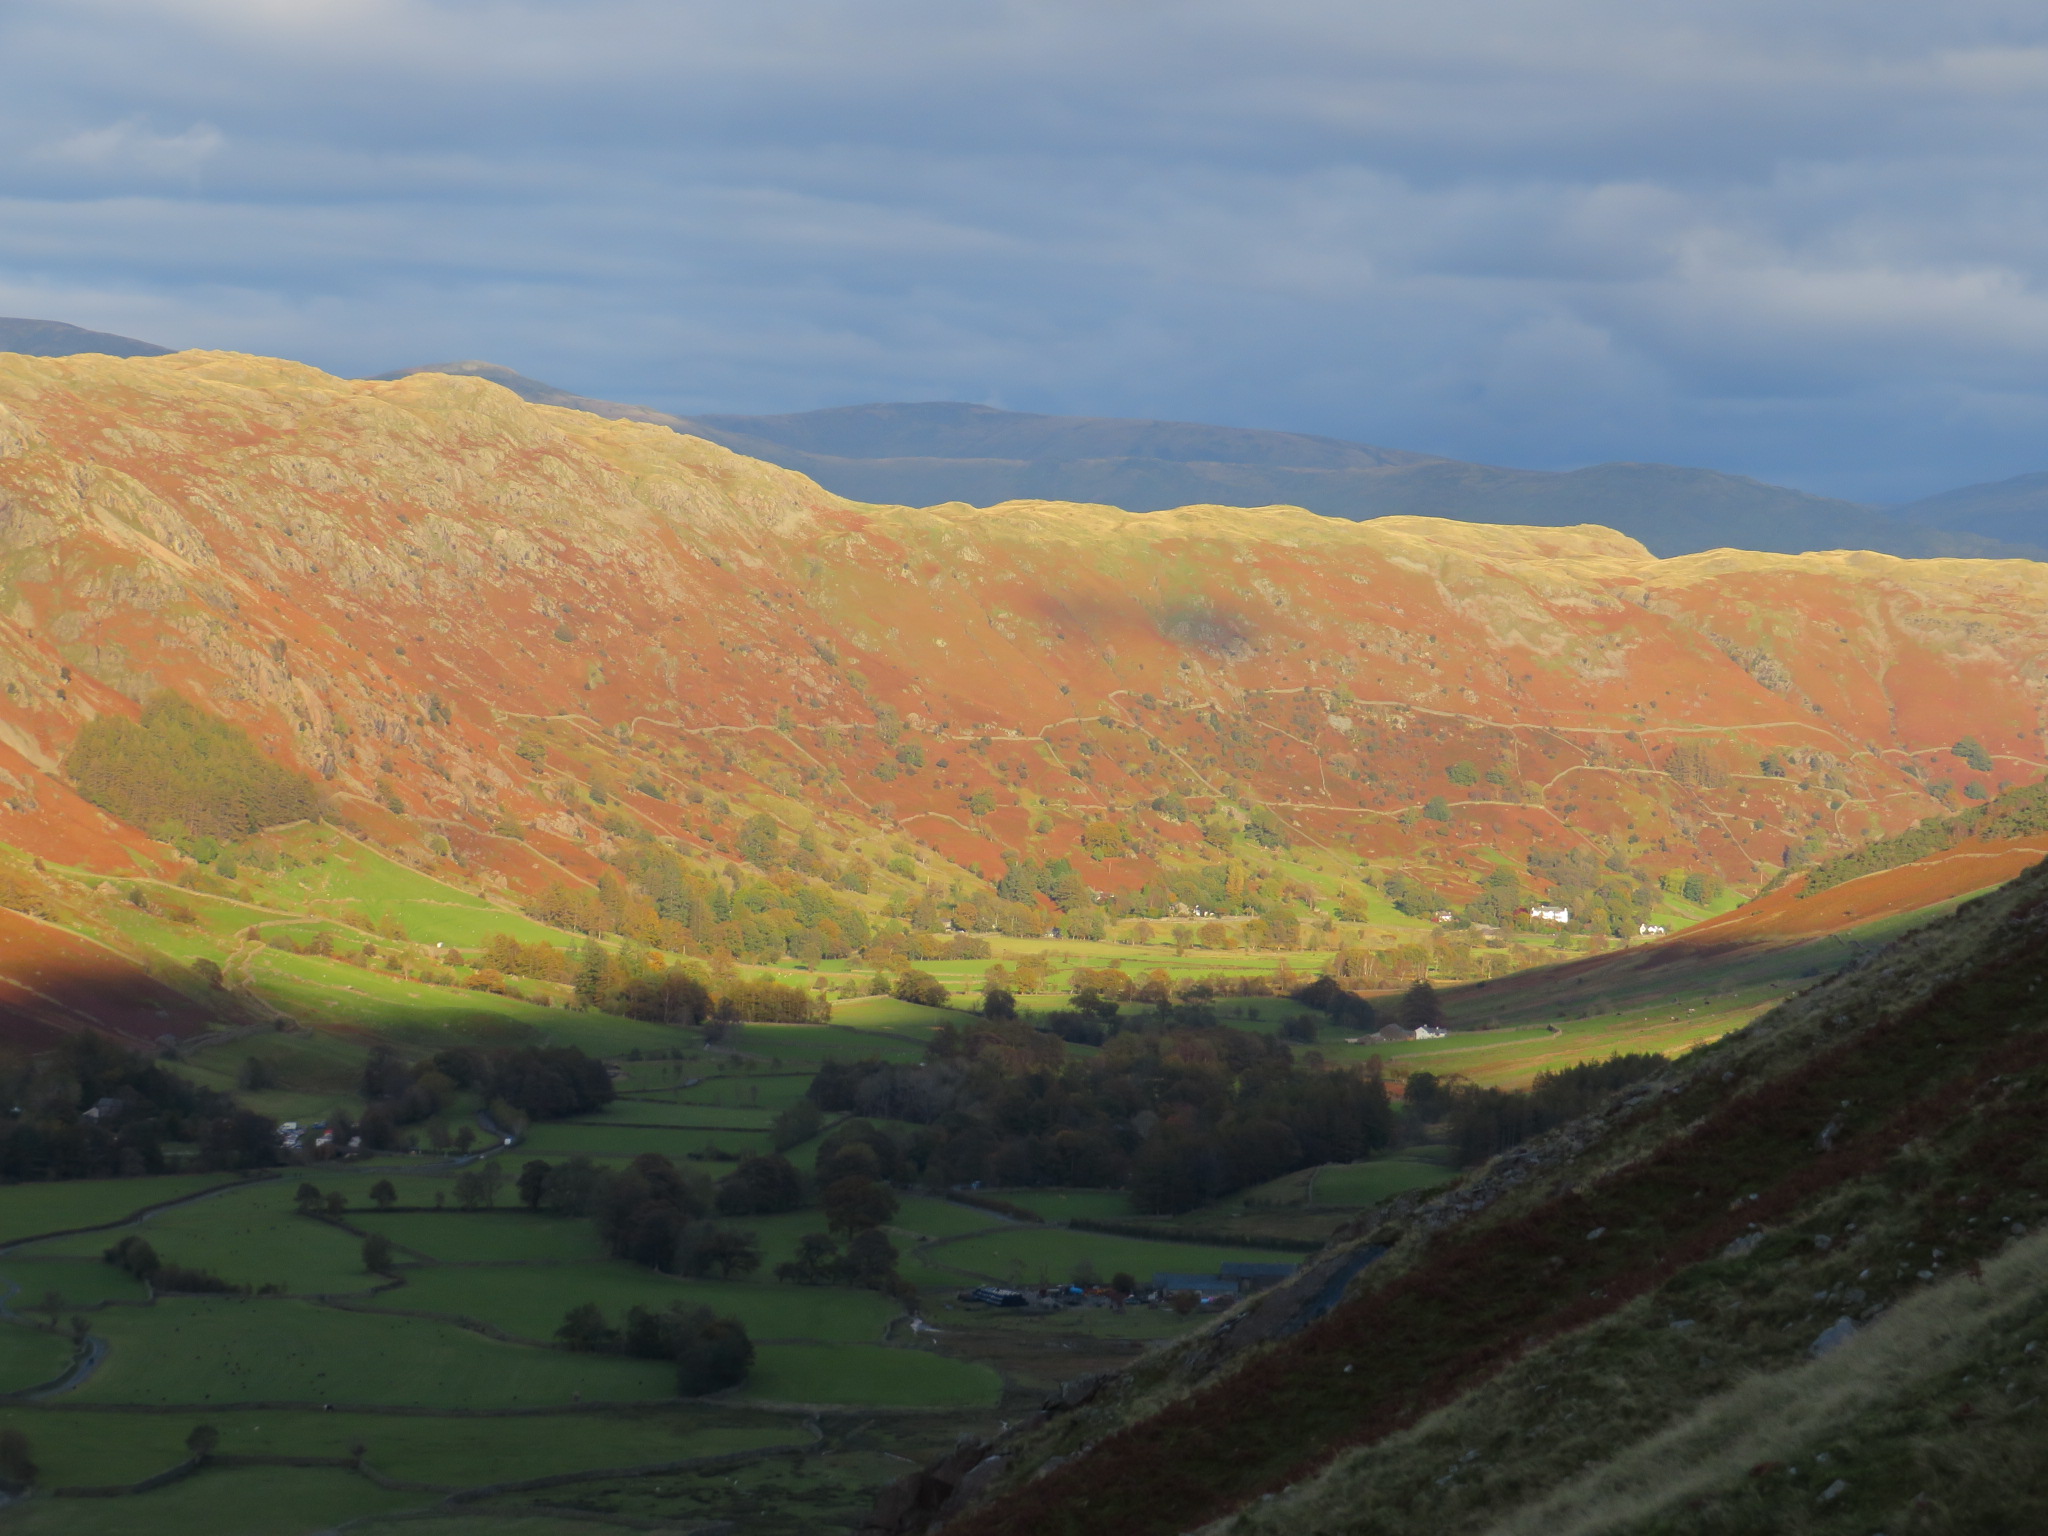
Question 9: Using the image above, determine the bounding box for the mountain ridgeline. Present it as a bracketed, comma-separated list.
[377, 361, 2048, 560]
[3, 349, 2048, 960]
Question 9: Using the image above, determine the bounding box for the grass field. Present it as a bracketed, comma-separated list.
[76, 1298, 679, 1408]
[514, 1122, 774, 1161]
[931, 1228, 1301, 1288]
[352, 1210, 609, 1264]
[368, 1260, 901, 1345]
[0, 1405, 806, 1490]
[740, 1342, 1000, 1407]
[0, 1320, 75, 1391]
[0, 1467, 420, 1536]
[29, 1185, 380, 1295]
[1312, 1154, 1457, 1207]
[0, 1256, 152, 1309]
[984, 1189, 1132, 1224]
[0, 1173, 255, 1246]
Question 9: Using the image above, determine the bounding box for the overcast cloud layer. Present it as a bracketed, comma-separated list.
[5, 1, 2048, 500]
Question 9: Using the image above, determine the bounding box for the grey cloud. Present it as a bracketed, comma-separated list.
[5, 1, 2048, 501]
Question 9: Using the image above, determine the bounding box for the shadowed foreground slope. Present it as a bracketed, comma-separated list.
[899, 857, 2048, 1536]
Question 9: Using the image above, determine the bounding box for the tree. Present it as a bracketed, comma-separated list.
[454, 1125, 476, 1153]
[892, 970, 948, 1008]
[841, 1227, 900, 1288]
[716, 1153, 804, 1217]
[820, 1175, 898, 1236]
[980, 986, 1018, 1021]
[294, 1182, 323, 1215]
[1398, 980, 1444, 1034]
[737, 814, 781, 867]
[368, 1179, 398, 1211]
[677, 1224, 761, 1280]
[0, 1427, 38, 1489]
[1423, 796, 1451, 823]
[674, 1312, 754, 1395]
[770, 1099, 823, 1153]
[517, 1160, 552, 1211]
[324, 1191, 348, 1218]
[453, 1169, 491, 1210]
[362, 1232, 396, 1275]
[555, 1301, 617, 1352]
[102, 1235, 160, 1281]
[185, 1423, 220, 1459]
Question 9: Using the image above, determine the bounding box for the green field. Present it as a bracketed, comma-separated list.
[0, 1467, 419, 1536]
[0, 1173, 254, 1246]
[1311, 1154, 1457, 1207]
[352, 1210, 609, 1264]
[987, 1189, 1133, 1223]
[28, 1184, 382, 1295]
[740, 1342, 999, 1407]
[368, 1260, 901, 1345]
[0, 1320, 76, 1392]
[0, 1405, 805, 1491]
[77, 1298, 679, 1408]
[0, 1256, 152, 1309]
[931, 1228, 1301, 1288]
[515, 1121, 773, 1161]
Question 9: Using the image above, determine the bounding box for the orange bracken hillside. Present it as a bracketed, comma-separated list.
[1, 351, 2045, 907]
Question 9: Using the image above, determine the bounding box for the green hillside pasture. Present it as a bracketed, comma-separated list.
[744, 1022, 927, 1064]
[242, 949, 681, 1056]
[1311, 1154, 1456, 1208]
[988, 1189, 1132, 1224]
[352, 1211, 606, 1265]
[0, 1320, 75, 1391]
[29, 1187, 381, 1295]
[75, 1298, 676, 1408]
[0, 1467, 417, 1536]
[0, 1173, 252, 1246]
[95, 895, 273, 962]
[932, 1228, 1299, 1289]
[889, 1195, 1014, 1239]
[829, 997, 967, 1032]
[370, 1260, 899, 1345]
[1323, 1013, 1734, 1089]
[170, 1029, 380, 1125]
[516, 1121, 772, 1162]
[0, 1256, 149, 1309]
[741, 1342, 999, 1408]
[255, 828, 570, 950]
[0, 1404, 803, 1497]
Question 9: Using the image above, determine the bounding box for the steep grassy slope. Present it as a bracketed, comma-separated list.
[897, 856, 2048, 1536]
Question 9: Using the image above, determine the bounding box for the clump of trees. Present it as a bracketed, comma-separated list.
[102, 1235, 245, 1294]
[512, 1151, 761, 1279]
[555, 1301, 754, 1394]
[0, 1035, 278, 1183]
[65, 693, 319, 840]
[1404, 1054, 1666, 1167]
[1798, 780, 2048, 898]
[800, 1023, 1393, 1215]
[354, 1041, 612, 1149]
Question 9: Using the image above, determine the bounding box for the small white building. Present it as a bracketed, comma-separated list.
[1529, 905, 1572, 925]
[1638, 922, 1668, 937]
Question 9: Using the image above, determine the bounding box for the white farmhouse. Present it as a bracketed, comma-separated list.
[1529, 905, 1571, 925]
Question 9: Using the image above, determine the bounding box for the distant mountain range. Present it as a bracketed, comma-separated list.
[0, 316, 170, 358]
[6, 315, 2044, 560]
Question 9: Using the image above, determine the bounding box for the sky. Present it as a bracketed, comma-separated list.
[4, 1, 2048, 502]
